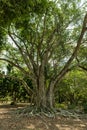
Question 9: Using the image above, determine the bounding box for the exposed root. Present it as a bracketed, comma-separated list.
[14, 105, 57, 118]
[13, 105, 85, 120]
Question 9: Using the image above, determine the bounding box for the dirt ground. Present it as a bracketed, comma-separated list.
[0, 103, 87, 130]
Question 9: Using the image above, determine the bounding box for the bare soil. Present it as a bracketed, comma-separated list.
[0, 103, 87, 130]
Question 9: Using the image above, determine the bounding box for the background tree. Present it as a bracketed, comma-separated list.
[56, 69, 87, 107]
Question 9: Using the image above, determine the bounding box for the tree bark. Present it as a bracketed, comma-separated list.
[46, 82, 55, 109]
[34, 73, 46, 108]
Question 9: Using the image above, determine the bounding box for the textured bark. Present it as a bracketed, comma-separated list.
[46, 82, 55, 108]
[34, 71, 46, 108]
[37, 80, 46, 108]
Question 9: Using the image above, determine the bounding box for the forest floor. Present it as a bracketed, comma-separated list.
[0, 103, 87, 130]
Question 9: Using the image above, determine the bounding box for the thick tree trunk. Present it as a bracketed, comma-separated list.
[34, 77, 55, 109]
[46, 82, 55, 109]
[35, 74, 46, 108]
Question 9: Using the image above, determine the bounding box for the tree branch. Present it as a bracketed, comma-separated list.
[10, 32, 37, 73]
[53, 13, 87, 85]
[78, 65, 87, 71]
[8, 32, 32, 71]
[76, 57, 87, 71]
[0, 58, 29, 76]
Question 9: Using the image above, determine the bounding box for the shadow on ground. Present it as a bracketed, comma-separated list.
[0, 104, 87, 130]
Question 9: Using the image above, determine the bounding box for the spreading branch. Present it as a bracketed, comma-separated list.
[0, 58, 29, 76]
[53, 13, 87, 85]
[8, 32, 32, 71]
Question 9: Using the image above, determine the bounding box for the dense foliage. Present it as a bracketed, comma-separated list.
[0, 0, 87, 112]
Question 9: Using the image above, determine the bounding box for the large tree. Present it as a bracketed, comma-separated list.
[0, 0, 87, 110]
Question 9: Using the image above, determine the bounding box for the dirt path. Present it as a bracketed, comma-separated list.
[0, 104, 87, 130]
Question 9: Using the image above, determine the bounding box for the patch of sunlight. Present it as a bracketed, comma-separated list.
[79, 124, 86, 127]
[56, 124, 71, 130]
[26, 124, 35, 129]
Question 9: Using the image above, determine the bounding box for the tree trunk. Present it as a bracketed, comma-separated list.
[35, 74, 46, 108]
[46, 82, 55, 109]
[34, 77, 55, 110]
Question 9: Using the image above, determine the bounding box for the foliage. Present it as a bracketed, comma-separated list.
[0, 75, 32, 103]
[83, 102, 87, 113]
[56, 69, 87, 108]
[0, 0, 87, 111]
